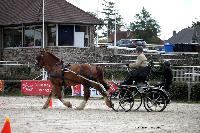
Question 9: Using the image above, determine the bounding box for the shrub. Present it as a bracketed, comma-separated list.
[104, 68, 127, 80]
[171, 81, 188, 101]
[191, 83, 200, 101]
[0, 81, 21, 96]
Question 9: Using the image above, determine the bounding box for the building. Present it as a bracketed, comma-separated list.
[166, 27, 200, 44]
[0, 0, 102, 49]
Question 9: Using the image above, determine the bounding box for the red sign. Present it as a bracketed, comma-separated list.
[107, 81, 118, 93]
[70, 82, 118, 97]
[0, 80, 4, 92]
[71, 84, 82, 96]
[21, 80, 52, 96]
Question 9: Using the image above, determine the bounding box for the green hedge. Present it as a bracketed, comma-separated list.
[171, 82, 188, 101]
[191, 83, 200, 101]
[104, 68, 128, 80]
[0, 66, 39, 80]
[0, 82, 21, 96]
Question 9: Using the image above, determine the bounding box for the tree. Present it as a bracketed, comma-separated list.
[191, 17, 200, 28]
[101, 0, 124, 39]
[129, 7, 161, 43]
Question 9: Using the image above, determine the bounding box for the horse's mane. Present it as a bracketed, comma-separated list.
[46, 52, 63, 63]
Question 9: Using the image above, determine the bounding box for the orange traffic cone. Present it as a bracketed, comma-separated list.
[1, 116, 11, 133]
[49, 98, 52, 108]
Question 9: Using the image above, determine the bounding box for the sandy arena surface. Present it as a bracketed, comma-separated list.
[0, 96, 200, 133]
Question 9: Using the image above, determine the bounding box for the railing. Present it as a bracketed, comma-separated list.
[0, 61, 31, 67]
[172, 66, 200, 102]
[173, 66, 200, 82]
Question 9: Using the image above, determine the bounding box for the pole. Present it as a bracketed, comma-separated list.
[96, 0, 100, 47]
[42, 0, 46, 80]
[114, 0, 117, 54]
[42, 0, 45, 49]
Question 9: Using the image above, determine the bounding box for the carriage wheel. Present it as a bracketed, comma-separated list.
[144, 90, 167, 112]
[131, 90, 142, 110]
[110, 88, 134, 112]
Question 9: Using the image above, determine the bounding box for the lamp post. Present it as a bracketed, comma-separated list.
[42, 0, 46, 80]
[114, 0, 117, 54]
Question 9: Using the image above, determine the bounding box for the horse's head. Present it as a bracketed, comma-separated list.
[35, 50, 64, 71]
[35, 50, 46, 70]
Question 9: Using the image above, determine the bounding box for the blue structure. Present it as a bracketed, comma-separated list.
[164, 43, 174, 52]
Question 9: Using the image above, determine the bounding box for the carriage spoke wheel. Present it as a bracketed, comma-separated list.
[109, 90, 122, 112]
[144, 90, 167, 112]
[119, 89, 134, 112]
[131, 90, 142, 110]
[110, 89, 134, 112]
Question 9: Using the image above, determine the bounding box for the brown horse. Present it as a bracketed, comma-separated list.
[36, 50, 112, 110]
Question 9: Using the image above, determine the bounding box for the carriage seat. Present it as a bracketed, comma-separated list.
[132, 65, 151, 84]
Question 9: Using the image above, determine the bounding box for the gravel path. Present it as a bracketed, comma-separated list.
[0, 96, 200, 133]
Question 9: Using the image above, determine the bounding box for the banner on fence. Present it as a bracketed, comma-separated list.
[21, 80, 118, 97]
[21, 80, 52, 96]
[107, 81, 118, 93]
[71, 81, 118, 97]
[71, 84, 82, 96]
[0, 80, 4, 92]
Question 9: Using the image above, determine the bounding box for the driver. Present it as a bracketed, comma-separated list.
[122, 46, 148, 85]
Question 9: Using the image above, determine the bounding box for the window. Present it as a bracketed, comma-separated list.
[24, 26, 42, 47]
[3, 27, 22, 48]
[47, 25, 56, 46]
[58, 25, 74, 46]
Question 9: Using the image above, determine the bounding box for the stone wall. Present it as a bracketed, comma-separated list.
[0, 27, 2, 60]
[1, 47, 115, 64]
[1, 47, 200, 66]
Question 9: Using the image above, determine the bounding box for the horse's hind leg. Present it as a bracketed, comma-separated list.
[95, 84, 112, 108]
[100, 90, 112, 108]
[76, 86, 90, 110]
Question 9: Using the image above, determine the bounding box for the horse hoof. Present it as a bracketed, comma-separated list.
[107, 103, 112, 108]
[42, 106, 48, 109]
[65, 102, 72, 108]
[67, 103, 72, 108]
[75, 107, 84, 110]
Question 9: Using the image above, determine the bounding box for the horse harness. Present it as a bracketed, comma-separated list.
[48, 62, 94, 86]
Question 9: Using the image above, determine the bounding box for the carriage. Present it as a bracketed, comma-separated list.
[109, 81, 170, 112]
[109, 63, 170, 112]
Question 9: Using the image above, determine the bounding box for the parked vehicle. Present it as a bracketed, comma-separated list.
[116, 39, 147, 48]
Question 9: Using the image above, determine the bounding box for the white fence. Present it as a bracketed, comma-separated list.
[173, 66, 200, 82]
[172, 66, 200, 102]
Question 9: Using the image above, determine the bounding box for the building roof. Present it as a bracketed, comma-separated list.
[166, 28, 195, 44]
[0, 0, 102, 26]
[108, 31, 135, 42]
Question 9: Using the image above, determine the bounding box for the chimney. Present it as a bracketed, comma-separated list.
[173, 30, 176, 36]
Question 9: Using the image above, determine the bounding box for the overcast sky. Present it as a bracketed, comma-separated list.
[66, 0, 200, 40]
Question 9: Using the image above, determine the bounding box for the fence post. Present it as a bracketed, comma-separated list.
[187, 82, 191, 102]
[192, 67, 195, 82]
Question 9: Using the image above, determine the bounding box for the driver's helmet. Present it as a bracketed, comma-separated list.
[136, 46, 143, 53]
[164, 60, 171, 67]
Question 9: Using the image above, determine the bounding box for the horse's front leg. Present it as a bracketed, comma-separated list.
[42, 85, 55, 109]
[57, 85, 72, 108]
[76, 86, 90, 110]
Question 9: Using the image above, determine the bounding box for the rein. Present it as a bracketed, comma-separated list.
[63, 66, 107, 92]
[40, 52, 107, 92]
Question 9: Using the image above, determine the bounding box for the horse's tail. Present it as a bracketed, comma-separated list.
[96, 65, 110, 91]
